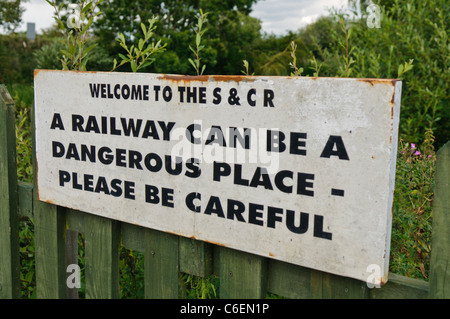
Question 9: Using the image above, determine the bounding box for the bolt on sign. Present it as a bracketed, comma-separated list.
[34, 70, 402, 285]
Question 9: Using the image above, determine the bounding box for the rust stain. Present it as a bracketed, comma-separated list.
[390, 91, 396, 123]
[380, 273, 389, 286]
[166, 232, 227, 247]
[159, 74, 208, 83]
[390, 88, 396, 105]
[357, 79, 375, 86]
[268, 252, 275, 257]
[356, 78, 398, 85]
[158, 74, 255, 84]
[43, 199, 56, 205]
[391, 199, 394, 218]
[211, 75, 255, 83]
[76, 70, 101, 74]
[204, 239, 227, 247]
[35, 69, 102, 79]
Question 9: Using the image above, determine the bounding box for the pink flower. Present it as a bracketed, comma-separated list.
[411, 143, 416, 149]
[414, 151, 420, 155]
[428, 155, 432, 158]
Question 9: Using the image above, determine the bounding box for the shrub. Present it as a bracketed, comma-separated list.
[391, 130, 436, 280]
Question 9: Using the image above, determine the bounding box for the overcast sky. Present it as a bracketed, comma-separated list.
[17, 0, 349, 36]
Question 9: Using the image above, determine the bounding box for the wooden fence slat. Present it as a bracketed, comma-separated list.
[66, 209, 85, 234]
[32, 102, 67, 299]
[34, 201, 67, 298]
[121, 222, 145, 252]
[369, 273, 429, 299]
[145, 229, 185, 298]
[179, 237, 213, 278]
[18, 182, 33, 218]
[0, 85, 20, 299]
[429, 141, 450, 298]
[267, 260, 322, 299]
[84, 213, 120, 299]
[219, 247, 268, 299]
[321, 272, 369, 299]
[65, 229, 79, 299]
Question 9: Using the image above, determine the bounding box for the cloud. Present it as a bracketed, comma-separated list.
[18, 0, 55, 33]
[250, 0, 348, 35]
[15, 0, 349, 36]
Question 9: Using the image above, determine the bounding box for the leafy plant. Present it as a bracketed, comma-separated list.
[241, 59, 254, 76]
[46, 0, 103, 71]
[182, 273, 218, 299]
[391, 129, 436, 280]
[309, 56, 322, 77]
[112, 17, 167, 73]
[15, 108, 32, 182]
[289, 41, 303, 76]
[18, 216, 36, 298]
[188, 9, 209, 76]
[120, 248, 144, 298]
[397, 59, 414, 79]
[337, 18, 355, 77]
[33, 39, 66, 70]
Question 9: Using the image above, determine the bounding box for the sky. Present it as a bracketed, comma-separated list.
[17, 0, 349, 36]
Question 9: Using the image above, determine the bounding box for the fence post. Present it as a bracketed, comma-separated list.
[0, 85, 20, 298]
[32, 102, 67, 299]
[429, 141, 450, 298]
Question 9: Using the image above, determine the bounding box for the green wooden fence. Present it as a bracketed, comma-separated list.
[1, 84, 449, 299]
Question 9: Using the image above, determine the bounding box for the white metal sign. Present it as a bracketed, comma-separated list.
[34, 70, 401, 285]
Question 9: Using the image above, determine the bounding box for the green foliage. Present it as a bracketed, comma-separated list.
[0, 33, 41, 84]
[188, 9, 209, 76]
[18, 216, 36, 298]
[8, 83, 33, 183]
[241, 59, 254, 76]
[119, 248, 145, 298]
[397, 59, 414, 79]
[92, 0, 259, 75]
[113, 17, 167, 73]
[33, 39, 66, 70]
[289, 41, 303, 76]
[15, 108, 32, 182]
[0, 0, 24, 32]
[182, 274, 218, 299]
[47, 0, 103, 70]
[336, 18, 355, 77]
[391, 130, 436, 280]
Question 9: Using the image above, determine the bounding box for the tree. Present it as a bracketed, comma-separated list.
[92, 0, 261, 75]
[0, 0, 24, 32]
